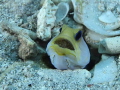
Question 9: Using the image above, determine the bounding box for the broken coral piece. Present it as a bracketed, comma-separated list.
[99, 36, 120, 54]
[18, 35, 45, 60]
[40, 0, 71, 6]
[90, 55, 117, 84]
[37, 0, 58, 41]
[0, 21, 37, 40]
[72, 0, 120, 36]
[98, 10, 117, 23]
[85, 30, 108, 48]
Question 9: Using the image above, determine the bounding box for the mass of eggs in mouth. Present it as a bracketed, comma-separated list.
[54, 38, 75, 50]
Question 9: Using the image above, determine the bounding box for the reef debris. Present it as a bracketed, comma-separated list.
[37, 0, 58, 41]
[99, 36, 120, 54]
[90, 55, 117, 84]
[0, 21, 45, 60]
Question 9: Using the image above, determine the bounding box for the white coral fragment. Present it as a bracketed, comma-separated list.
[98, 36, 120, 54]
[117, 6, 120, 13]
[0, 21, 37, 40]
[99, 10, 117, 23]
[90, 55, 117, 84]
[37, 0, 58, 41]
[107, 3, 116, 11]
[72, 0, 120, 37]
[85, 30, 107, 48]
[40, 0, 71, 6]
[98, 3, 105, 11]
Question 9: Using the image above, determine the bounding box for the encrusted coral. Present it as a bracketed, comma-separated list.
[18, 35, 45, 60]
[90, 55, 117, 84]
[37, 0, 58, 41]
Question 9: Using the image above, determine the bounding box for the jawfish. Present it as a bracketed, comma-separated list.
[46, 25, 90, 70]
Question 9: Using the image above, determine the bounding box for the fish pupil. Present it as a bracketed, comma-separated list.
[75, 31, 82, 41]
[59, 28, 62, 32]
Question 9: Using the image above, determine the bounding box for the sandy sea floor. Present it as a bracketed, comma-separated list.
[0, 0, 120, 90]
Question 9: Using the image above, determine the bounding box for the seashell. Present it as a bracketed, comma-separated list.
[55, 2, 69, 22]
[99, 10, 117, 23]
[71, 0, 83, 24]
[37, 0, 58, 41]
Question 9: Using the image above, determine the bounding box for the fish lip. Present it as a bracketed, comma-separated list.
[48, 34, 80, 61]
[50, 45, 78, 61]
[56, 35, 73, 41]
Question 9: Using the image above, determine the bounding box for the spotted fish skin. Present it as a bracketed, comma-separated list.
[46, 25, 90, 70]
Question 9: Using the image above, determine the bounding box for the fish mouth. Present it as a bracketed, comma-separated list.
[54, 38, 74, 50]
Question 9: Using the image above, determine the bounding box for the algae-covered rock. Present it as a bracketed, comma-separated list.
[18, 35, 45, 60]
[0, 21, 45, 61]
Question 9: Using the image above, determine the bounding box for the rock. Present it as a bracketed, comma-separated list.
[99, 10, 117, 23]
[72, 0, 120, 49]
[85, 30, 107, 48]
[0, 20, 45, 60]
[37, 0, 58, 41]
[55, 2, 69, 22]
[18, 35, 45, 60]
[90, 55, 117, 84]
[40, 0, 71, 6]
[72, 0, 120, 36]
[34, 69, 91, 89]
[98, 36, 120, 54]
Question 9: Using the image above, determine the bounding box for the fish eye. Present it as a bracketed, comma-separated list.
[75, 31, 82, 41]
[59, 28, 62, 32]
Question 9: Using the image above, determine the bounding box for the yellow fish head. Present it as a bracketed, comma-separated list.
[46, 25, 90, 70]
